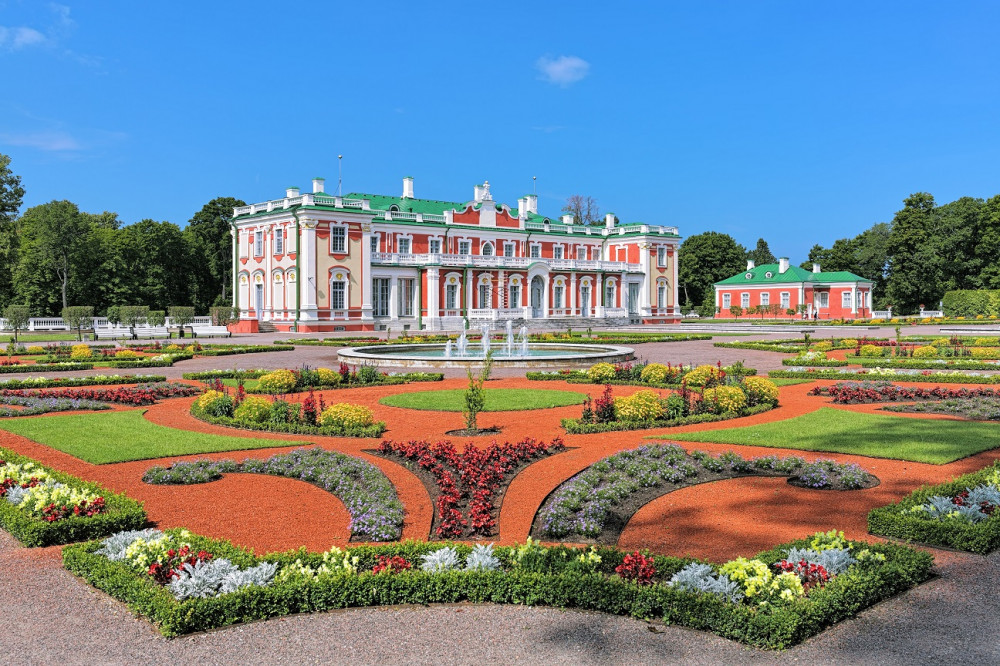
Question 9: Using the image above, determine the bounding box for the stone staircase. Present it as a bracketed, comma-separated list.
[257, 321, 277, 333]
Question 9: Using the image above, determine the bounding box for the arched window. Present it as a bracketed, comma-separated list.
[481, 242, 494, 256]
[657, 279, 668, 309]
[329, 269, 350, 312]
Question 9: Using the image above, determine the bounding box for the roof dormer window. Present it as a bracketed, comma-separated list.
[745, 272, 753, 279]
[765, 271, 773, 278]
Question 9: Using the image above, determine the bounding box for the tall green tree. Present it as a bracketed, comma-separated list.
[746, 238, 776, 266]
[13, 200, 90, 314]
[0, 153, 25, 304]
[885, 192, 945, 313]
[975, 194, 1000, 289]
[184, 196, 245, 312]
[678, 231, 747, 307]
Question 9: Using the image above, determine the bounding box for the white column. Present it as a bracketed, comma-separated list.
[569, 274, 577, 315]
[299, 221, 318, 321]
[799, 286, 805, 314]
[672, 247, 679, 316]
[230, 227, 237, 309]
[464, 270, 473, 317]
[361, 223, 374, 322]
[851, 285, 858, 315]
[638, 243, 651, 316]
[389, 277, 399, 320]
[426, 268, 440, 330]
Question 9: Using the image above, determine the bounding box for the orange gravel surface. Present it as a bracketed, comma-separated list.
[3, 376, 1000, 562]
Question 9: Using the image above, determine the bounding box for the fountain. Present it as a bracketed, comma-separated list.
[505, 320, 514, 356]
[444, 340, 452, 358]
[480, 323, 491, 356]
[456, 330, 468, 357]
[519, 325, 529, 356]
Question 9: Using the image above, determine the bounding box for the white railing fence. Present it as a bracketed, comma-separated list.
[0, 316, 215, 332]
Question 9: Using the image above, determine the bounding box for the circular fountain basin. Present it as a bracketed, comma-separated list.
[336, 343, 635, 368]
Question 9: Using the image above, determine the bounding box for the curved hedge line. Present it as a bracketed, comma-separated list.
[768, 369, 1000, 384]
[0, 447, 147, 546]
[190, 402, 386, 438]
[868, 461, 1000, 554]
[0, 375, 166, 390]
[62, 529, 932, 647]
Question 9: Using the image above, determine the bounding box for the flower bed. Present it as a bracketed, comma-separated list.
[0, 447, 147, 546]
[63, 527, 933, 647]
[850, 357, 1000, 370]
[376, 438, 566, 538]
[143, 447, 403, 541]
[0, 361, 94, 373]
[868, 461, 1000, 553]
[882, 396, 1000, 420]
[528, 362, 757, 388]
[770, 368, 1000, 384]
[0, 395, 110, 417]
[190, 396, 387, 438]
[809, 381, 1000, 404]
[182, 366, 443, 392]
[533, 445, 876, 542]
[0, 374, 167, 390]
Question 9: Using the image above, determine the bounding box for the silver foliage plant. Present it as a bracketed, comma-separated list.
[464, 543, 501, 571]
[5, 485, 27, 506]
[784, 547, 856, 576]
[917, 484, 1000, 523]
[167, 558, 278, 600]
[95, 529, 164, 561]
[668, 563, 744, 603]
[420, 547, 462, 572]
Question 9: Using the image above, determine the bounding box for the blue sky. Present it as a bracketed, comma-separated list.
[2, 1, 998, 259]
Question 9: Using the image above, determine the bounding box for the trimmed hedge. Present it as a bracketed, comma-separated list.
[561, 404, 774, 434]
[0, 447, 147, 546]
[851, 357, 1000, 371]
[0, 374, 167, 390]
[941, 289, 1000, 318]
[714, 341, 803, 353]
[527, 370, 758, 388]
[190, 402, 386, 438]
[768, 369, 1000, 384]
[182, 369, 443, 389]
[781, 358, 848, 367]
[182, 369, 270, 380]
[868, 461, 1000, 554]
[197, 344, 295, 356]
[62, 530, 933, 647]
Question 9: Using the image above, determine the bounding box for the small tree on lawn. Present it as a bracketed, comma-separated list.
[729, 305, 743, 318]
[463, 350, 493, 432]
[62, 306, 94, 341]
[120, 305, 150, 330]
[168, 306, 195, 337]
[3, 305, 29, 343]
[210, 306, 239, 326]
[147, 310, 166, 327]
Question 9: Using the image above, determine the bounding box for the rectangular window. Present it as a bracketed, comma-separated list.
[398, 279, 414, 317]
[657, 247, 667, 267]
[760, 293, 770, 306]
[373, 278, 390, 317]
[478, 284, 489, 308]
[429, 239, 441, 254]
[445, 284, 458, 309]
[842, 291, 852, 308]
[530, 244, 541, 258]
[503, 242, 515, 257]
[741, 293, 750, 308]
[331, 281, 345, 310]
[370, 234, 379, 253]
[331, 226, 346, 254]
[553, 285, 564, 308]
[509, 285, 520, 309]
[254, 231, 263, 257]
[722, 293, 731, 309]
[274, 228, 284, 255]
[398, 237, 411, 255]
[780, 292, 790, 309]
[819, 292, 829, 308]
[657, 284, 666, 308]
[458, 240, 471, 255]
[553, 246, 564, 260]
[605, 283, 615, 306]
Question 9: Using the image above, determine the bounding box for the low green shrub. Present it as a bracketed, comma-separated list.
[191, 402, 385, 438]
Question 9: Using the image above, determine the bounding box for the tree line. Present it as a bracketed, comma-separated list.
[0, 153, 243, 317]
[678, 192, 1000, 316]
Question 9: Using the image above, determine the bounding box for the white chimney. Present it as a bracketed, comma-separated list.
[402, 176, 414, 199]
[747, 260, 755, 270]
[779, 257, 790, 274]
[813, 263, 821, 273]
[561, 214, 574, 225]
[605, 212, 616, 229]
[312, 178, 325, 194]
[473, 184, 484, 203]
[286, 186, 300, 198]
[525, 194, 538, 214]
[517, 197, 527, 218]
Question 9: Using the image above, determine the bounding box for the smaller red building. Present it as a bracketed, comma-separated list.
[714, 259, 873, 319]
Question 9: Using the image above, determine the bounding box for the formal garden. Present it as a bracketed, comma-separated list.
[3, 338, 1000, 650]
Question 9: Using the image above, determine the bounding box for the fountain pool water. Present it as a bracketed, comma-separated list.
[336, 339, 634, 368]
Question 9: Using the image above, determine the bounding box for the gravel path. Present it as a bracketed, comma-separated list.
[2, 530, 997, 664]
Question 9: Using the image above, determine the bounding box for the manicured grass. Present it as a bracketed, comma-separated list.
[379, 388, 586, 412]
[219, 378, 262, 391]
[0, 410, 306, 464]
[664, 407, 1000, 464]
[769, 378, 816, 386]
[1, 333, 86, 343]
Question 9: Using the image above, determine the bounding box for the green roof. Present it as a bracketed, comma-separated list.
[714, 263, 870, 286]
[342, 193, 466, 216]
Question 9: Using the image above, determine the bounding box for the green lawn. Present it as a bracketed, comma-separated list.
[769, 378, 816, 386]
[0, 410, 306, 464]
[220, 378, 263, 391]
[2, 333, 87, 343]
[664, 407, 1000, 464]
[379, 388, 586, 412]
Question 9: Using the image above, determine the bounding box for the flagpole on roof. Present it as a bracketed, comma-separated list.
[337, 155, 343, 196]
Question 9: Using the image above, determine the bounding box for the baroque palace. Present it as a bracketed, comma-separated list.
[231, 177, 681, 332]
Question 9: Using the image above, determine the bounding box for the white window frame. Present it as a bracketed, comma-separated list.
[503, 242, 515, 257]
[509, 284, 520, 309]
[398, 278, 414, 317]
[553, 285, 564, 308]
[481, 241, 494, 256]
[722, 293, 731, 309]
[819, 292, 829, 308]
[529, 243, 541, 259]
[428, 238, 442, 255]
[478, 283, 490, 307]
[330, 226, 347, 254]
[458, 240, 471, 256]
[656, 282, 667, 308]
[842, 291, 852, 308]
[330, 279, 346, 311]
[780, 292, 790, 309]
[445, 283, 458, 309]
[274, 228, 284, 255]
[370, 233, 380, 253]
[741, 292, 750, 308]
[397, 236, 411, 255]
[553, 245, 564, 260]
[760, 292, 770, 307]
[373, 278, 390, 317]
[657, 247, 667, 267]
[253, 230, 263, 257]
